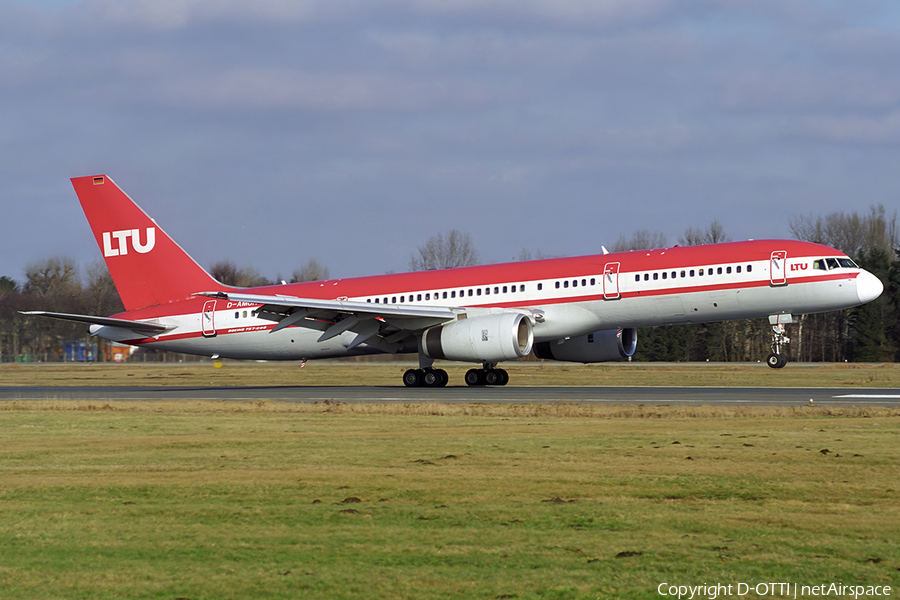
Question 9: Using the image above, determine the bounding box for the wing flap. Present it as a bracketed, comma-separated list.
[194, 291, 458, 334]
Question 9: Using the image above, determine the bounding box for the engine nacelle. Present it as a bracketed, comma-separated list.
[533, 328, 637, 363]
[423, 312, 534, 364]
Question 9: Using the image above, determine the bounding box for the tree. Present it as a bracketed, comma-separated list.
[409, 230, 479, 271]
[291, 259, 330, 283]
[21, 256, 82, 360]
[789, 204, 898, 258]
[679, 220, 729, 246]
[209, 261, 271, 287]
[611, 230, 667, 252]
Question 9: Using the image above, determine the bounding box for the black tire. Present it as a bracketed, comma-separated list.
[496, 368, 509, 386]
[485, 369, 501, 385]
[465, 368, 485, 386]
[403, 368, 423, 387]
[766, 353, 780, 369]
[423, 369, 445, 387]
[777, 354, 788, 369]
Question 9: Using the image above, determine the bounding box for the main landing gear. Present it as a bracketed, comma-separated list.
[401, 364, 510, 387]
[766, 323, 790, 369]
[403, 367, 449, 387]
[465, 365, 509, 386]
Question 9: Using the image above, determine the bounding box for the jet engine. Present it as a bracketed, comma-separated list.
[533, 328, 637, 363]
[423, 312, 533, 364]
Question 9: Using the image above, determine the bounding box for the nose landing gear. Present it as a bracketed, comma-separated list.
[766, 322, 790, 369]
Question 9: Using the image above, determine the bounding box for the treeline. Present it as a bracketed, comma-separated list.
[0, 258, 330, 363]
[1, 208, 897, 363]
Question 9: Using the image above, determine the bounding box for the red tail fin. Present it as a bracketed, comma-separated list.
[71, 175, 223, 310]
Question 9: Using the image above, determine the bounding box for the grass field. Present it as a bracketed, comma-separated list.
[1, 363, 898, 598]
[1, 392, 899, 599]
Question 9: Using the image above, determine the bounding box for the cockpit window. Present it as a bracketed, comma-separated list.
[825, 258, 840, 270]
[838, 258, 858, 269]
[813, 259, 826, 270]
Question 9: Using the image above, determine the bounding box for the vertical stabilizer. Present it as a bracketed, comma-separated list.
[71, 175, 223, 310]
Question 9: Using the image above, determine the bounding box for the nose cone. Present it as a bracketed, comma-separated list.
[856, 270, 884, 305]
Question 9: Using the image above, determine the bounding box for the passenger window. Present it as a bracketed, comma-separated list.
[680, 271, 685, 278]
[485, 288, 490, 295]
[451, 291, 456, 298]
[736, 266, 741, 273]
[374, 298, 379, 303]
[690, 270, 695, 277]
[443, 291, 448, 299]
[590, 278, 596, 285]
[582, 279, 587, 286]
[572, 280, 577, 288]
[644, 274, 649, 281]
[468, 289, 473, 297]
[417, 294, 422, 301]
[717, 267, 723, 275]
[747, 265, 752, 272]
[653, 273, 658, 280]
[635, 275, 640, 282]
[726, 267, 732, 274]
[234, 312, 239, 318]
[400, 296, 404, 303]
[671, 271, 677, 279]
[494, 287, 499, 294]
[564, 281, 569, 288]
[699, 269, 704, 276]
[555, 282, 560, 289]
[392, 297, 397, 303]
[503, 286, 508, 293]
[662, 272, 667, 279]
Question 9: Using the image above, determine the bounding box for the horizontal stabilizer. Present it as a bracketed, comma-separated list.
[20, 311, 171, 335]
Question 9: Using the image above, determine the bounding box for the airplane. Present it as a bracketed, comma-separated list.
[24, 175, 884, 387]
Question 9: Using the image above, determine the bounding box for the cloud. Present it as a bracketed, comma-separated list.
[2, 0, 900, 282]
[792, 112, 900, 145]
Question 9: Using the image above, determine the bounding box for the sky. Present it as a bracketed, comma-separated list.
[2, 0, 900, 285]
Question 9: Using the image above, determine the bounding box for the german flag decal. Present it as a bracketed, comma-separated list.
[93, 176, 105, 185]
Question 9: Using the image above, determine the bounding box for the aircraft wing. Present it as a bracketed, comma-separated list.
[20, 311, 172, 335]
[194, 291, 460, 348]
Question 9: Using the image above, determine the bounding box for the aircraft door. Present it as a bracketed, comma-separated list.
[770, 251, 787, 286]
[603, 262, 621, 299]
[201, 299, 217, 337]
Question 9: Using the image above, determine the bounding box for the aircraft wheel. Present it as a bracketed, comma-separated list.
[495, 368, 509, 386]
[423, 369, 447, 388]
[766, 353, 788, 369]
[403, 368, 423, 387]
[465, 368, 485, 386]
[484, 369, 502, 385]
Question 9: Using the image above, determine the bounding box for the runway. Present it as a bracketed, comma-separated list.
[1, 384, 899, 406]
